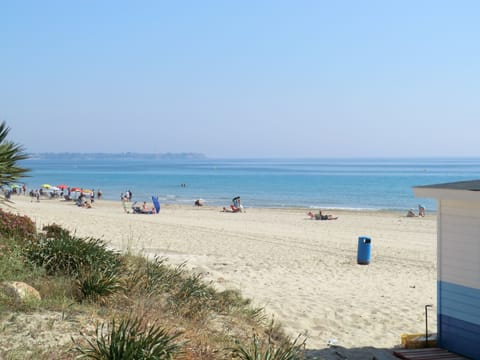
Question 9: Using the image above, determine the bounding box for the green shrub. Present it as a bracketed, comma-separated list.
[0, 209, 36, 243]
[173, 273, 215, 303]
[26, 234, 120, 277]
[144, 257, 185, 295]
[123, 256, 186, 298]
[231, 332, 306, 360]
[0, 242, 28, 282]
[73, 317, 184, 359]
[168, 273, 217, 318]
[42, 223, 70, 239]
[77, 268, 124, 303]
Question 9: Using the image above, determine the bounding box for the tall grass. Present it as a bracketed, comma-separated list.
[123, 255, 185, 297]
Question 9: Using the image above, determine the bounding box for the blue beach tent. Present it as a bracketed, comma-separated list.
[152, 196, 160, 213]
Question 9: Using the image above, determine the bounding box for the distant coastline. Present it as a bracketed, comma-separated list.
[28, 152, 207, 160]
[19, 157, 480, 211]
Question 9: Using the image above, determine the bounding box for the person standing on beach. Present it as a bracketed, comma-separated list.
[121, 195, 129, 213]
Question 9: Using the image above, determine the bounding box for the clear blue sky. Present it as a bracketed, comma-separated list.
[1, 1, 479, 158]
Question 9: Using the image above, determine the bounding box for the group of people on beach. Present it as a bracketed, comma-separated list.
[75, 193, 94, 208]
[120, 190, 160, 214]
[130, 201, 157, 214]
[406, 204, 426, 217]
[222, 196, 244, 213]
[1, 184, 27, 199]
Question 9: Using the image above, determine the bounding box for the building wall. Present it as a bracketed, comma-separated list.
[438, 199, 480, 359]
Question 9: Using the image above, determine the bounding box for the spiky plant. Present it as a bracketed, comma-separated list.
[73, 317, 184, 359]
[77, 268, 124, 304]
[0, 121, 29, 189]
[231, 331, 306, 360]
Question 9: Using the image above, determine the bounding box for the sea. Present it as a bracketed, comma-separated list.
[17, 157, 480, 213]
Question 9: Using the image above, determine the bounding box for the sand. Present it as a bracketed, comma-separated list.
[4, 195, 437, 359]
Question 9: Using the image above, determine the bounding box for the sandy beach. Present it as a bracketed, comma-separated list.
[4, 195, 437, 358]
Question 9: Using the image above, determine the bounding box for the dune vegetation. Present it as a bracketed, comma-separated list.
[0, 209, 306, 359]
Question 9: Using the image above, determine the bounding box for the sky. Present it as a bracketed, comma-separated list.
[1, 1, 479, 158]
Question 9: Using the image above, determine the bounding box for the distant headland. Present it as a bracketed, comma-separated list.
[28, 152, 207, 160]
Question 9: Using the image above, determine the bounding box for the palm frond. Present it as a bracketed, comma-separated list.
[0, 121, 30, 186]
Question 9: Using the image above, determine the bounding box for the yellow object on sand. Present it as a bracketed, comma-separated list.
[401, 333, 437, 349]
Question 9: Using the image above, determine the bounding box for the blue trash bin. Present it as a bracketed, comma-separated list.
[357, 236, 371, 265]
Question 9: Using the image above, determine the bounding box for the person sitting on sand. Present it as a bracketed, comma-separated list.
[307, 210, 338, 220]
[406, 208, 416, 217]
[318, 210, 338, 220]
[418, 204, 426, 217]
[130, 201, 155, 214]
[222, 196, 244, 213]
[222, 205, 242, 213]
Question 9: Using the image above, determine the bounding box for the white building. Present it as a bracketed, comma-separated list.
[414, 180, 480, 360]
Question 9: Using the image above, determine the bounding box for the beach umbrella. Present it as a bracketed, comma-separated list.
[70, 187, 81, 192]
[49, 186, 60, 192]
[42, 184, 52, 189]
[57, 184, 68, 190]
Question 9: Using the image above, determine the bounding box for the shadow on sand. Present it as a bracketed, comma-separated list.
[305, 345, 400, 360]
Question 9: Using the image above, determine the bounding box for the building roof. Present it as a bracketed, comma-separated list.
[414, 179, 480, 201]
[415, 180, 480, 191]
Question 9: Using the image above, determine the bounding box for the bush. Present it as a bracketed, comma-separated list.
[0, 209, 36, 243]
[144, 257, 185, 295]
[42, 223, 70, 239]
[77, 268, 124, 303]
[168, 273, 217, 318]
[0, 240, 31, 282]
[26, 233, 121, 277]
[123, 256, 185, 298]
[231, 331, 306, 360]
[73, 317, 184, 359]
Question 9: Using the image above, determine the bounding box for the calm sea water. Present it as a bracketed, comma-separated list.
[18, 157, 480, 212]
